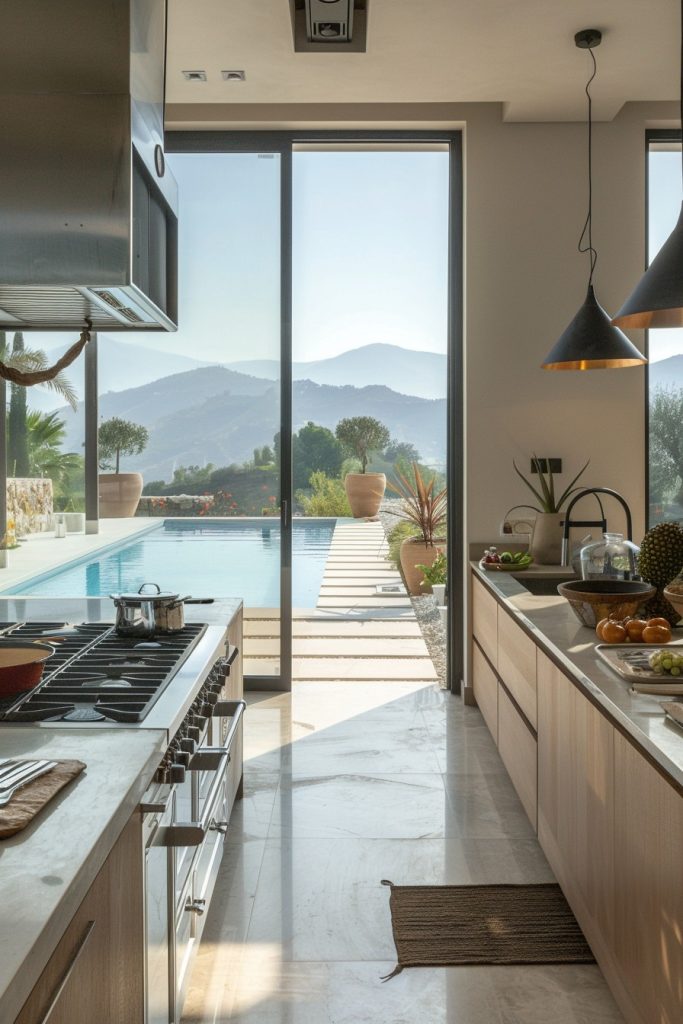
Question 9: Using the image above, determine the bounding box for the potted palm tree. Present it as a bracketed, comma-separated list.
[335, 416, 390, 518]
[388, 462, 447, 595]
[98, 417, 149, 518]
[511, 455, 589, 565]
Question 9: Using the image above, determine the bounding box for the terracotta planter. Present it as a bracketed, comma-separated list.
[400, 538, 446, 596]
[98, 473, 143, 518]
[344, 472, 386, 519]
[531, 512, 564, 565]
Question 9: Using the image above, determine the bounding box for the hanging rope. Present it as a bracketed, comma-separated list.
[0, 321, 91, 387]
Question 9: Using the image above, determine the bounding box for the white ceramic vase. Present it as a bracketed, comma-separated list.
[531, 512, 564, 565]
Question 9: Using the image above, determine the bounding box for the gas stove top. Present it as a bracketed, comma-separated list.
[0, 622, 207, 724]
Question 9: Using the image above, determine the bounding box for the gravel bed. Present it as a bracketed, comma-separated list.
[378, 499, 448, 689]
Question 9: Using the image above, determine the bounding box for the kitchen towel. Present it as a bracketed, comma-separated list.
[0, 760, 85, 839]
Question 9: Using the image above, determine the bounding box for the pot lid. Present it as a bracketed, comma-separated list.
[110, 583, 180, 603]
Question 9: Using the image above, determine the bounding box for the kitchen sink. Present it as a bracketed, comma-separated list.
[515, 575, 579, 596]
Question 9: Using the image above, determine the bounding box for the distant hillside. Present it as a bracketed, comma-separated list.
[650, 355, 683, 391]
[27, 337, 213, 413]
[59, 365, 446, 481]
[228, 343, 447, 400]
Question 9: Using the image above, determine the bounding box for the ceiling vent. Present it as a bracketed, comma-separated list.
[290, 0, 368, 53]
[221, 70, 246, 82]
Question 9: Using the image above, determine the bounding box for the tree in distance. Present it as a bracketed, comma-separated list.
[99, 417, 149, 474]
[335, 416, 390, 473]
[294, 421, 343, 489]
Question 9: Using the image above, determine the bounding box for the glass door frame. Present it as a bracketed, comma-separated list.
[167, 130, 464, 694]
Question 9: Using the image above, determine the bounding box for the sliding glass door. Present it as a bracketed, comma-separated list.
[166, 131, 462, 693]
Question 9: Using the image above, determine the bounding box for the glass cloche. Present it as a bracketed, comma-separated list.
[579, 532, 640, 581]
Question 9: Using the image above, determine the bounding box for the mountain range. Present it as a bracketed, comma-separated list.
[650, 355, 683, 391]
[227, 343, 447, 400]
[57, 364, 446, 482]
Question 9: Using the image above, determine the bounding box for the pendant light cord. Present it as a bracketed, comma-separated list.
[680, 0, 682, 190]
[577, 45, 598, 285]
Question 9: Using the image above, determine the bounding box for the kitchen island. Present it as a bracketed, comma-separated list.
[0, 596, 244, 1023]
[470, 563, 683, 1024]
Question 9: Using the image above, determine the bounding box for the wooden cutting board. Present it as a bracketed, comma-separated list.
[0, 760, 85, 838]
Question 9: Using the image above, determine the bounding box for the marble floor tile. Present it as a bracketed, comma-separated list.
[269, 773, 455, 839]
[181, 681, 624, 1024]
[442, 772, 537, 839]
[229, 960, 505, 1024]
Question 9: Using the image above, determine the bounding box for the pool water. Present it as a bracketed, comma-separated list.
[5, 519, 336, 608]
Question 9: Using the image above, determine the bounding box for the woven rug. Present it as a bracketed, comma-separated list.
[381, 880, 595, 978]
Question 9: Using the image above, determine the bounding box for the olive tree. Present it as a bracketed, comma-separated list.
[98, 417, 149, 474]
[335, 416, 390, 473]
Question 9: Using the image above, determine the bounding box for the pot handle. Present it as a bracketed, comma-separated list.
[138, 583, 162, 595]
[167, 594, 192, 610]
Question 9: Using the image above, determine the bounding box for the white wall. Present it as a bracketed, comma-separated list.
[464, 102, 676, 549]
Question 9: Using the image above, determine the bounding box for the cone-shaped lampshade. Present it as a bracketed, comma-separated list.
[612, 203, 683, 328]
[541, 286, 646, 370]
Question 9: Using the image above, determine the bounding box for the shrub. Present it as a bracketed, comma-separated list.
[335, 416, 390, 473]
[387, 520, 421, 569]
[297, 472, 352, 517]
[98, 417, 149, 473]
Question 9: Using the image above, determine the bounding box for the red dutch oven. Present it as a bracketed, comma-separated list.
[0, 642, 54, 698]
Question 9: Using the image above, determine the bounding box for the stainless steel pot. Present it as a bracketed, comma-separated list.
[138, 583, 189, 634]
[110, 587, 156, 638]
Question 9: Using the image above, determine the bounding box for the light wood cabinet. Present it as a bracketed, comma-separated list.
[613, 732, 683, 1024]
[16, 814, 143, 1024]
[496, 611, 537, 727]
[472, 641, 498, 742]
[472, 576, 497, 668]
[498, 685, 537, 830]
[537, 650, 614, 952]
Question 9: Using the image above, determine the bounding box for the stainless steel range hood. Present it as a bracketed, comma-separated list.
[0, 0, 178, 331]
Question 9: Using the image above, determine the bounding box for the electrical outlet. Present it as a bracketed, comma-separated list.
[530, 458, 562, 474]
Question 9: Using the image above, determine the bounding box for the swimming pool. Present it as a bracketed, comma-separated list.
[4, 519, 336, 607]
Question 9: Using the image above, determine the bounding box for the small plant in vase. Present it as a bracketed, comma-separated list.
[98, 417, 149, 518]
[387, 462, 447, 595]
[335, 416, 390, 519]
[510, 455, 589, 565]
[417, 551, 447, 603]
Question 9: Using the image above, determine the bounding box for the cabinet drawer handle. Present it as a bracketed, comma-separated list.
[40, 919, 96, 1024]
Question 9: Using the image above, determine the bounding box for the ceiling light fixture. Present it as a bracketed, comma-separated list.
[541, 29, 646, 371]
[612, 0, 683, 327]
[182, 70, 207, 82]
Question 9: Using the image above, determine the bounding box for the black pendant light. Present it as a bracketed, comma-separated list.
[542, 29, 646, 371]
[612, 0, 683, 328]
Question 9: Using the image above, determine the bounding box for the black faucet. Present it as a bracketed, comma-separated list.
[561, 487, 633, 567]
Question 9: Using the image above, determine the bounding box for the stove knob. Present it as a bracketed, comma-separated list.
[170, 764, 186, 784]
[179, 738, 196, 754]
[192, 713, 207, 729]
[188, 726, 201, 743]
[210, 680, 224, 695]
[199, 702, 213, 717]
[204, 690, 219, 706]
[175, 750, 191, 767]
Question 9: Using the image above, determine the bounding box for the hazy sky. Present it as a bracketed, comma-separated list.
[32, 149, 449, 365]
[648, 150, 683, 363]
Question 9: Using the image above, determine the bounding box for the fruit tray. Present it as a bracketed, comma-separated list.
[480, 562, 530, 573]
[596, 642, 683, 685]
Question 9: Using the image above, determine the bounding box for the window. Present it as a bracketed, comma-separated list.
[647, 135, 683, 524]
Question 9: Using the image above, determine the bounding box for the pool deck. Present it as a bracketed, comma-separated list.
[244, 519, 439, 683]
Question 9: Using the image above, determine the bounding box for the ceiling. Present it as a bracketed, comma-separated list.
[166, 0, 678, 123]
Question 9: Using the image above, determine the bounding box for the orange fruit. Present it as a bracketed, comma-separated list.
[602, 620, 628, 644]
[642, 624, 672, 645]
[625, 618, 647, 642]
[595, 617, 610, 640]
[646, 617, 670, 630]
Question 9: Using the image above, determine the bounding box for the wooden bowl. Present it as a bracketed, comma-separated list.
[557, 580, 656, 628]
[662, 582, 683, 624]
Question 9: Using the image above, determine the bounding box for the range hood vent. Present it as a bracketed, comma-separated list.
[291, 0, 368, 53]
[0, 0, 178, 332]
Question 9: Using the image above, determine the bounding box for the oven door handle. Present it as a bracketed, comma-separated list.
[159, 699, 245, 848]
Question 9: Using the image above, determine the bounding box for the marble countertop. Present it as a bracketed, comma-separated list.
[472, 562, 683, 791]
[0, 726, 166, 1023]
